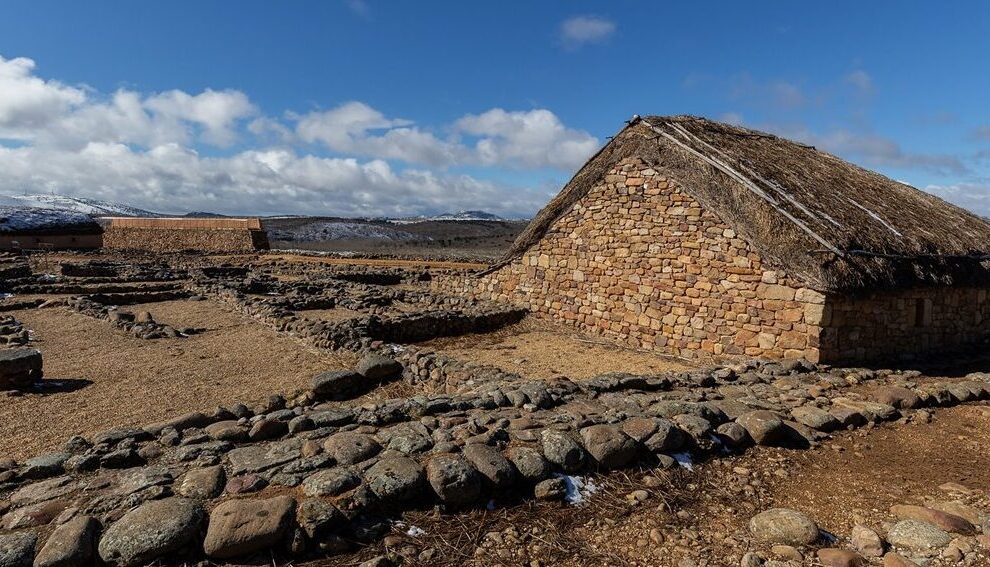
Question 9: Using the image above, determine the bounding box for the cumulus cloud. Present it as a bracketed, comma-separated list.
[0, 143, 550, 217]
[559, 16, 616, 49]
[0, 53, 597, 217]
[294, 103, 598, 170]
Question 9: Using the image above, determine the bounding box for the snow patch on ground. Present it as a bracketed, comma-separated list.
[268, 221, 429, 242]
[555, 474, 599, 505]
[672, 452, 694, 471]
[0, 194, 157, 217]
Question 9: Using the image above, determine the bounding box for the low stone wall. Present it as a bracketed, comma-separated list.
[103, 227, 268, 253]
[822, 287, 990, 363]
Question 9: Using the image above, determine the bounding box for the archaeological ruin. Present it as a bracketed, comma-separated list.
[436, 115, 990, 365]
[102, 217, 270, 253]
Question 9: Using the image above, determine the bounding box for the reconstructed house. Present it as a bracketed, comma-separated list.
[102, 217, 270, 253]
[0, 207, 102, 250]
[438, 115, 990, 364]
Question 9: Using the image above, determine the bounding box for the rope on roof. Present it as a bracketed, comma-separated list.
[643, 120, 846, 257]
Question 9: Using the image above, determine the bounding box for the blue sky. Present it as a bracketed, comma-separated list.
[0, 1, 988, 217]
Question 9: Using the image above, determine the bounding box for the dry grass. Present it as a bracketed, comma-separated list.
[2, 300, 356, 459]
[418, 318, 693, 380]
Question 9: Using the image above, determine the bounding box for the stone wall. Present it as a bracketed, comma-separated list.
[103, 227, 268, 253]
[435, 157, 826, 363]
[821, 287, 990, 363]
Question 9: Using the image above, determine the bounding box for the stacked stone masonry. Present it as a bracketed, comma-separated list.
[103, 227, 269, 253]
[433, 157, 990, 365]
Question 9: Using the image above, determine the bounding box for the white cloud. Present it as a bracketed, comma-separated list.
[295, 103, 598, 170]
[455, 108, 599, 170]
[845, 70, 874, 94]
[559, 16, 616, 49]
[924, 183, 990, 217]
[0, 143, 550, 217]
[0, 53, 597, 217]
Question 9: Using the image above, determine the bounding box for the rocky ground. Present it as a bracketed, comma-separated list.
[0, 252, 989, 567]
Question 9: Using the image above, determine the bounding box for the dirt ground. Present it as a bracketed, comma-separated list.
[3, 300, 355, 459]
[418, 319, 693, 379]
[299, 403, 990, 567]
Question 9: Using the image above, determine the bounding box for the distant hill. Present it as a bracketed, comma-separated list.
[183, 211, 228, 218]
[0, 194, 159, 217]
[422, 210, 505, 221]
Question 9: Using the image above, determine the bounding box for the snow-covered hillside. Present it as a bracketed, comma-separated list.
[0, 206, 101, 233]
[388, 210, 506, 224]
[0, 194, 158, 217]
[267, 221, 429, 242]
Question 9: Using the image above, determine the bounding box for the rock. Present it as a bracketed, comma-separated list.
[736, 411, 787, 445]
[817, 548, 864, 567]
[378, 423, 433, 454]
[324, 432, 381, 465]
[929, 501, 986, 527]
[851, 524, 885, 557]
[358, 556, 393, 567]
[886, 519, 952, 552]
[10, 476, 75, 506]
[97, 497, 205, 567]
[303, 467, 362, 497]
[790, 406, 841, 431]
[176, 466, 225, 499]
[540, 430, 585, 473]
[312, 370, 363, 398]
[462, 444, 515, 489]
[748, 508, 819, 546]
[364, 457, 427, 503]
[225, 439, 301, 475]
[425, 454, 482, 506]
[771, 545, 803, 561]
[579, 425, 638, 469]
[224, 474, 268, 494]
[643, 420, 685, 453]
[356, 354, 403, 381]
[248, 419, 288, 442]
[882, 552, 920, 566]
[505, 446, 551, 483]
[740, 552, 763, 567]
[297, 498, 346, 540]
[33, 515, 99, 567]
[145, 412, 213, 435]
[715, 422, 749, 447]
[0, 532, 36, 567]
[0, 348, 42, 389]
[204, 421, 247, 443]
[2, 498, 68, 529]
[21, 453, 69, 480]
[534, 478, 568, 501]
[890, 505, 976, 534]
[870, 386, 921, 409]
[203, 495, 296, 559]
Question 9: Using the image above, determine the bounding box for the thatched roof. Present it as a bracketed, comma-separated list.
[495, 115, 990, 292]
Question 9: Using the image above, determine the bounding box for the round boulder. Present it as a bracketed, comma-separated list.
[540, 430, 585, 473]
[426, 453, 483, 506]
[748, 508, 819, 546]
[364, 457, 427, 504]
[579, 425, 638, 470]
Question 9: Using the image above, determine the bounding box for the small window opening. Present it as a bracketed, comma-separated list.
[914, 298, 929, 327]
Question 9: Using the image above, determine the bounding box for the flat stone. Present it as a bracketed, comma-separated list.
[462, 443, 515, 489]
[425, 453, 482, 506]
[10, 476, 75, 506]
[248, 419, 288, 442]
[0, 532, 36, 567]
[642, 419, 685, 453]
[97, 497, 205, 567]
[302, 467, 362, 497]
[851, 524, 885, 557]
[579, 425, 638, 469]
[204, 421, 248, 443]
[225, 439, 301, 475]
[21, 453, 70, 480]
[2, 498, 69, 529]
[33, 515, 99, 567]
[749, 508, 819, 546]
[534, 477, 567, 501]
[224, 474, 268, 494]
[364, 457, 426, 503]
[203, 495, 296, 559]
[791, 406, 841, 432]
[176, 466, 225, 500]
[378, 423, 433, 454]
[356, 354, 403, 381]
[93, 428, 152, 446]
[886, 519, 952, 552]
[890, 505, 976, 535]
[312, 370, 363, 398]
[324, 432, 381, 465]
[882, 553, 921, 566]
[870, 386, 921, 409]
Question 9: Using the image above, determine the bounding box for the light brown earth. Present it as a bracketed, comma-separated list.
[2, 299, 355, 459]
[418, 318, 693, 380]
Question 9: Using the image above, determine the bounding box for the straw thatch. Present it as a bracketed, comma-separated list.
[495, 115, 990, 292]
